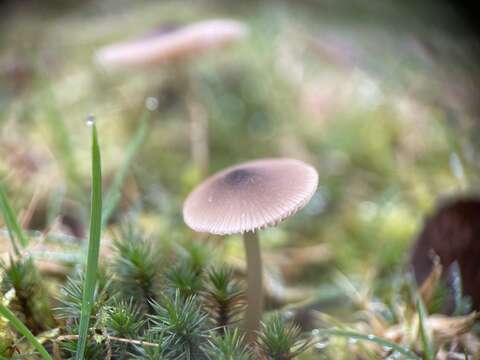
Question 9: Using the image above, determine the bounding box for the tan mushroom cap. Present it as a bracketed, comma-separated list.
[96, 19, 248, 68]
[183, 158, 319, 235]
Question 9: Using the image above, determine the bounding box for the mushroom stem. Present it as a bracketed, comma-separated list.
[180, 68, 209, 177]
[243, 231, 263, 341]
[187, 97, 209, 176]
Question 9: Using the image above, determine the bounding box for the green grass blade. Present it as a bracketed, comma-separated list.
[75, 122, 103, 360]
[0, 183, 28, 253]
[102, 109, 150, 227]
[0, 303, 53, 360]
[416, 295, 435, 360]
[315, 328, 420, 360]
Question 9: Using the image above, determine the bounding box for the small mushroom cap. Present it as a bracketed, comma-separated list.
[96, 19, 248, 68]
[183, 158, 319, 235]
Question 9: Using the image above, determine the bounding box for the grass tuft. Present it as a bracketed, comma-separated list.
[257, 313, 310, 359]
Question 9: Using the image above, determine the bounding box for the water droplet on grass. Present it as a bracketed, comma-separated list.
[145, 97, 159, 111]
[86, 114, 95, 127]
[283, 310, 293, 320]
[315, 339, 330, 351]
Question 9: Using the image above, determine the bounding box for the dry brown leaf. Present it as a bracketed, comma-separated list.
[427, 312, 479, 344]
[419, 258, 442, 307]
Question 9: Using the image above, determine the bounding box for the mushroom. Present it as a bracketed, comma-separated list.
[95, 19, 248, 175]
[96, 19, 248, 68]
[183, 158, 318, 339]
[410, 197, 480, 312]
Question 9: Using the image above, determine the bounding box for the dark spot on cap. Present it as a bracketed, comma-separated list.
[183, 158, 318, 235]
[141, 23, 181, 40]
[224, 169, 253, 186]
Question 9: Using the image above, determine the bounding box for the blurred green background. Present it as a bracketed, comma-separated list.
[1, 0, 479, 306]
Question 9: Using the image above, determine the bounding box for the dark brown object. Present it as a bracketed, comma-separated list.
[410, 197, 480, 311]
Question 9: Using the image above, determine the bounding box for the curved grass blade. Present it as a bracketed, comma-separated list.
[315, 328, 420, 360]
[75, 122, 103, 360]
[416, 296, 435, 360]
[0, 303, 53, 360]
[0, 184, 28, 254]
[102, 109, 150, 227]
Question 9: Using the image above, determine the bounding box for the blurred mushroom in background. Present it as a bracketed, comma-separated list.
[95, 19, 248, 177]
[96, 19, 247, 68]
